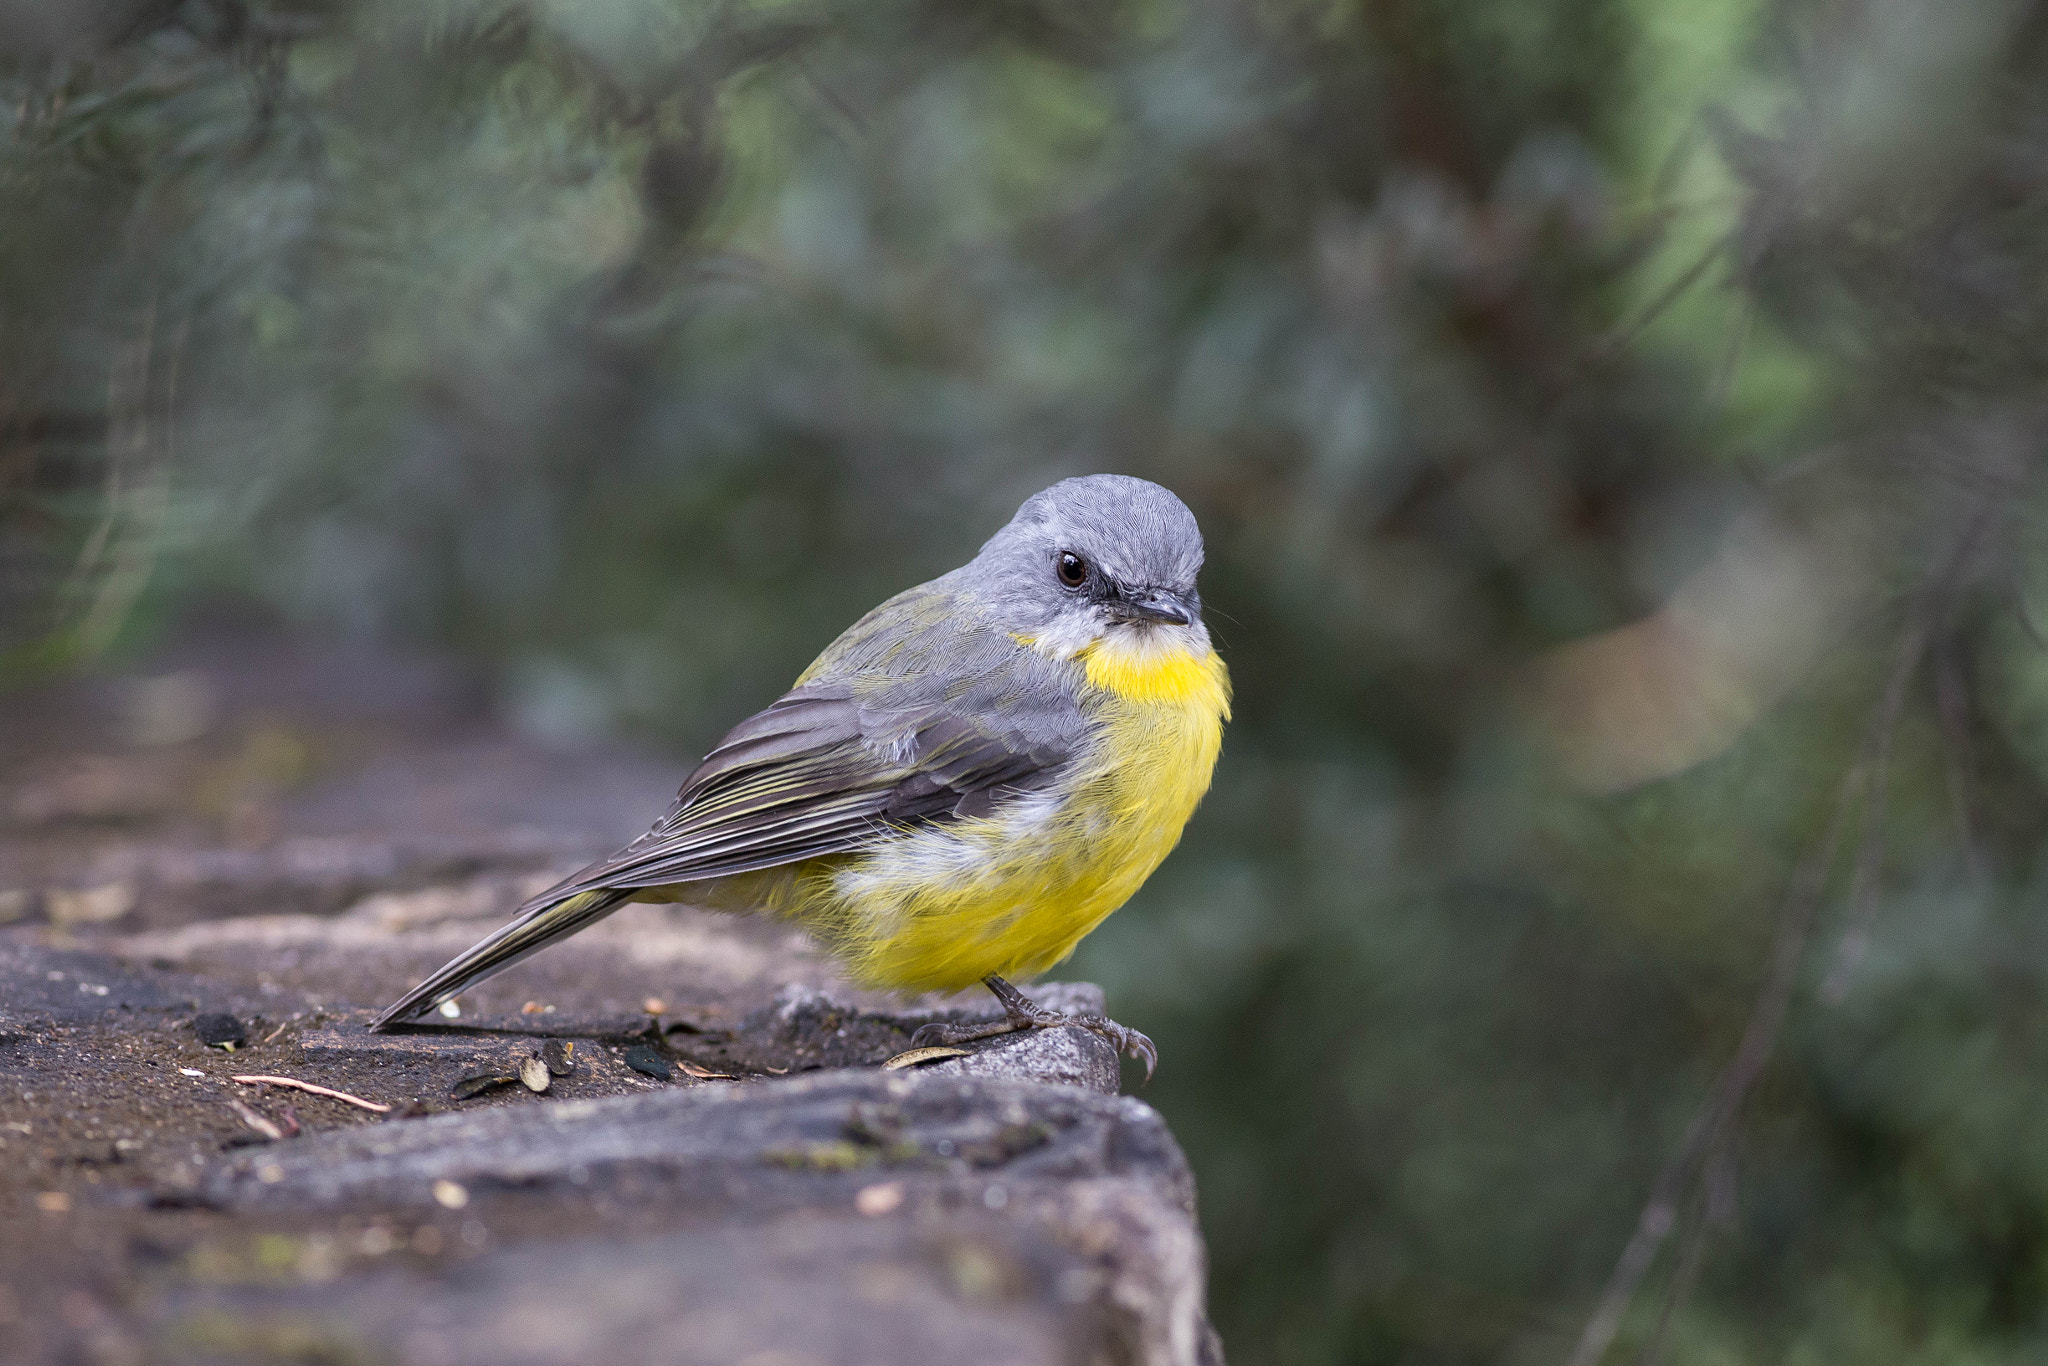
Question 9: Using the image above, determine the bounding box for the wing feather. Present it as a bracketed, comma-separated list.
[538, 681, 1072, 899]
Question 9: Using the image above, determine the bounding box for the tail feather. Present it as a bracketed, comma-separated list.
[369, 887, 635, 1030]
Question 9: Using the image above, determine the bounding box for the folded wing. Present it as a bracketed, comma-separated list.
[370, 672, 1075, 1028]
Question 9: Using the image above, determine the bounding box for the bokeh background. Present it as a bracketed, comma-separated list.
[8, 0, 2048, 1361]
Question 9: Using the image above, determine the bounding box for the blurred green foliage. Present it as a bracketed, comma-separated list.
[10, 0, 2048, 1361]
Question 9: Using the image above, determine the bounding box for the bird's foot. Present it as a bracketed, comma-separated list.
[909, 975, 1157, 1082]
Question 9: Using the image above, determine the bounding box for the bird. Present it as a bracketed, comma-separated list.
[370, 474, 1230, 1077]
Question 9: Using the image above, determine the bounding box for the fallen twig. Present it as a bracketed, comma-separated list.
[226, 1098, 284, 1141]
[230, 1074, 390, 1114]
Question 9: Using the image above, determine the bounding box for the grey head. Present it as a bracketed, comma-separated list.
[952, 475, 1210, 656]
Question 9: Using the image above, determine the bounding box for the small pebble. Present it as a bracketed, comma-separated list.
[542, 1039, 576, 1077]
[642, 997, 668, 1016]
[855, 1182, 904, 1216]
[431, 1179, 468, 1210]
[193, 1013, 246, 1049]
[437, 1000, 462, 1019]
[622, 1045, 672, 1081]
[519, 1056, 550, 1094]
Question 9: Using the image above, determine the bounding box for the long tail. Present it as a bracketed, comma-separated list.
[369, 886, 636, 1030]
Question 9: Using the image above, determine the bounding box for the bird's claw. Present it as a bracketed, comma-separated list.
[907, 1000, 1157, 1083]
[1082, 1016, 1158, 1082]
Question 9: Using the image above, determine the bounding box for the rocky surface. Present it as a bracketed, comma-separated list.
[0, 631, 1220, 1365]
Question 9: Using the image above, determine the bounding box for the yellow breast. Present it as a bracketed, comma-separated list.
[806, 634, 1231, 993]
[1074, 633, 1233, 858]
[1080, 634, 1232, 709]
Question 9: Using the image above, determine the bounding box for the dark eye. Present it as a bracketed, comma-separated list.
[1055, 551, 1088, 589]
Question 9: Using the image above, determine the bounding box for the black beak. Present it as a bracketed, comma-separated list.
[1117, 589, 1195, 627]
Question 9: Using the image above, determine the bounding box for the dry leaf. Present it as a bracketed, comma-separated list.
[676, 1060, 734, 1080]
[451, 1073, 518, 1101]
[881, 1046, 972, 1070]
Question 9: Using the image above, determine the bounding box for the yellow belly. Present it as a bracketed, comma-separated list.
[781, 643, 1231, 993]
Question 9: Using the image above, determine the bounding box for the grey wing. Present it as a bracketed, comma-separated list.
[551, 581, 1091, 893]
[369, 685, 1066, 1029]
[549, 678, 1070, 896]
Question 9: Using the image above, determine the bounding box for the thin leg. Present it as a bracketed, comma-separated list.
[910, 974, 1158, 1081]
